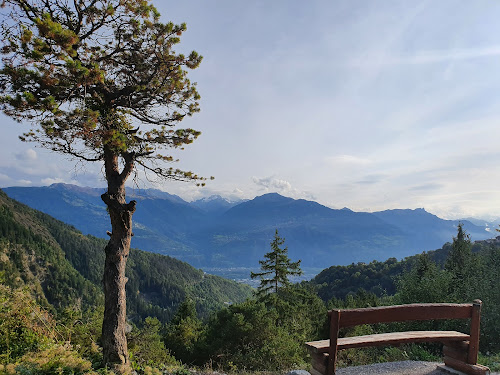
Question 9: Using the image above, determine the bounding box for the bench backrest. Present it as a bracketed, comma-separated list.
[324, 300, 483, 375]
[332, 302, 477, 328]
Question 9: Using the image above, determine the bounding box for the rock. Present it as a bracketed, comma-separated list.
[286, 370, 310, 375]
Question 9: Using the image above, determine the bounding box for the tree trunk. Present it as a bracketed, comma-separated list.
[100, 148, 136, 372]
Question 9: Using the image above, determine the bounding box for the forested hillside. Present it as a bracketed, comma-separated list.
[0, 189, 252, 322]
[2, 188, 500, 374]
[309, 235, 497, 301]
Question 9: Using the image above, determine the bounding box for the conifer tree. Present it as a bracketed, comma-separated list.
[251, 230, 302, 296]
[445, 223, 479, 301]
[445, 223, 472, 279]
[0, 1, 204, 370]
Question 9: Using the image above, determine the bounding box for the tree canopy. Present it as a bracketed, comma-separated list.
[0, 0, 205, 182]
[251, 229, 302, 296]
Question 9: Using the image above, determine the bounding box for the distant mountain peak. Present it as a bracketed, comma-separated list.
[191, 194, 242, 215]
[197, 195, 227, 203]
[253, 192, 292, 202]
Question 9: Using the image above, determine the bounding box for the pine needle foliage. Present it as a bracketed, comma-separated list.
[0, 0, 205, 182]
[251, 229, 302, 297]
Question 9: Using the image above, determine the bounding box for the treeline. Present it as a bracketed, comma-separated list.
[0, 189, 251, 321]
[310, 230, 496, 302]
[1, 186, 500, 374]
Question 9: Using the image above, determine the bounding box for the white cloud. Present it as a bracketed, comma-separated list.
[325, 155, 372, 167]
[15, 149, 37, 161]
[252, 176, 292, 192]
[16, 179, 32, 186]
[251, 176, 317, 202]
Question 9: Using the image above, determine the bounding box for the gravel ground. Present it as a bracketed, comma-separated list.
[334, 361, 486, 375]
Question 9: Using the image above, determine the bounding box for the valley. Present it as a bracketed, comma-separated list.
[3, 183, 495, 274]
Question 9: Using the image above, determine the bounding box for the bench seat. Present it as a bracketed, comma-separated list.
[306, 330, 470, 352]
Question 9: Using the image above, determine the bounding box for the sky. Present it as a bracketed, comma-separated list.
[2, 0, 500, 220]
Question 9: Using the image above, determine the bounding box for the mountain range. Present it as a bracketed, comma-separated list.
[3, 183, 494, 270]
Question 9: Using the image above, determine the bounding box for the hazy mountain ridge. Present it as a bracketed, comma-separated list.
[3, 183, 493, 269]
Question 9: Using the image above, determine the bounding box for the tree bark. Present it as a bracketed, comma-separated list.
[100, 148, 136, 372]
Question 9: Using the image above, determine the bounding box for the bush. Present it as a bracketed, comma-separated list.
[128, 317, 177, 369]
[0, 344, 94, 375]
[201, 299, 304, 371]
[0, 285, 55, 363]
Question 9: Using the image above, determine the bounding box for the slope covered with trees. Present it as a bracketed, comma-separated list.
[0, 189, 252, 323]
[2, 187, 500, 374]
[309, 231, 495, 302]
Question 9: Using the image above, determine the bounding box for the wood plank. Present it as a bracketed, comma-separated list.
[444, 356, 490, 375]
[444, 344, 468, 362]
[305, 339, 329, 353]
[468, 300, 482, 364]
[310, 352, 328, 375]
[306, 331, 469, 352]
[338, 331, 470, 349]
[337, 303, 473, 327]
[446, 340, 470, 351]
[328, 310, 340, 375]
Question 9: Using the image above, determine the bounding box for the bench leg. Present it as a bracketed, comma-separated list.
[328, 310, 340, 375]
[310, 352, 329, 375]
[443, 341, 490, 375]
[327, 348, 337, 375]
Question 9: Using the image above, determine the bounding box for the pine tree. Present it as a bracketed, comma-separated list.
[0, 1, 204, 370]
[445, 223, 479, 301]
[251, 230, 302, 297]
[445, 223, 472, 279]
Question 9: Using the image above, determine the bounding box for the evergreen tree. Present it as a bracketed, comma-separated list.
[445, 223, 479, 301]
[445, 223, 472, 279]
[163, 299, 203, 364]
[396, 253, 451, 304]
[251, 230, 302, 297]
[0, 1, 204, 370]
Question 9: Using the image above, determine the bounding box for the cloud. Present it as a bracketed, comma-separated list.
[252, 176, 292, 191]
[349, 46, 500, 68]
[355, 174, 387, 185]
[325, 155, 372, 167]
[252, 175, 317, 201]
[15, 149, 37, 161]
[410, 183, 444, 192]
[16, 179, 32, 186]
[0, 173, 12, 185]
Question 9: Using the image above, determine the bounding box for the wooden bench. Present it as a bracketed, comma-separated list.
[305, 300, 490, 375]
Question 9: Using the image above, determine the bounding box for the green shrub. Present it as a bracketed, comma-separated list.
[1, 344, 95, 375]
[129, 317, 177, 369]
[0, 285, 55, 363]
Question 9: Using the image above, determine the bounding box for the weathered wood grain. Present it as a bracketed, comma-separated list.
[444, 344, 469, 362]
[338, 303, 473, 327]
[468, 300, 482, 365]
[305, 301, 488, 375]
[306, 331, 469, 353]
[444, 356, 491, 375]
